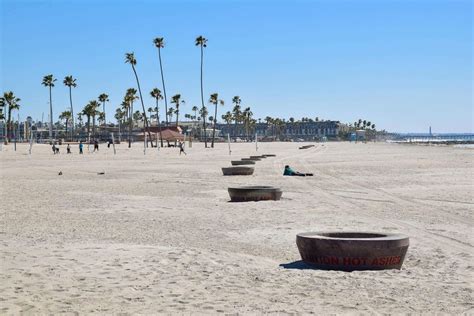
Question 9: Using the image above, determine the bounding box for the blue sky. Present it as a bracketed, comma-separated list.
[1, 0, 472, 133]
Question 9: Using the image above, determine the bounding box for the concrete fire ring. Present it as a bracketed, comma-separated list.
[231, 160, 256, 166]
[228, 186, 282, 202]
[222, 167, 255, 176]
[242, 157, 261, 161]
[296, 232, 409, 271]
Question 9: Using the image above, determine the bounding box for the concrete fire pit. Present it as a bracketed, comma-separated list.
[296, 232, 409, 271]
[250, 155, 266, 159]
[299, 145, 315, 150]
[231, 160, 256, 166]
[228, 186, 282, 202]
[262, 154, 276, 157]
[242, 157, 261, 161]
[222, 166, 254, 176]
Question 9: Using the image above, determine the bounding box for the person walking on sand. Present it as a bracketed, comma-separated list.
[67, 144, 71, 154]
[93, 140, 99, 152]
[179, 141, 186, 155]
[79, 141, 83, 154]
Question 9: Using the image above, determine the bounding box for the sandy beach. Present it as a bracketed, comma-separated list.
[1, 141, 473, 314]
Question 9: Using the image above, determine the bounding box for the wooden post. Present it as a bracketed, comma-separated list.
[28, 131, 34, 154]
[156, 133, 159, 150]
[111, 133, 116, 155]
[227, 133, 231, 155]
[255, 132, 258, 151]
[144, 133, 147, 155]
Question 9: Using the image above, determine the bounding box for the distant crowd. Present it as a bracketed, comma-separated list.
[51, 140, 186, 155]
[52, 140, 100, 155]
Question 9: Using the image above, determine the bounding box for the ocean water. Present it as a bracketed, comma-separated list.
[392, 133, 474, 142]
[453, 144, 474, 149]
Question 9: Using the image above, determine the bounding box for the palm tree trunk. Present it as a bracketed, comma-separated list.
[69, 86, 74, 141]
[87, 116, 91, 141]
[157, 48, 169, 126]
[118, 119, 121, 142]
[131, 64, 154, 148]
[156, 99, 163, 147]
[49, 86, 53, 143]
[211, 102, 217, 148]
[128, 104, 132, 148]
[200, 45, 207, 148]
[93, 115, 96, 141]
[176, 108, 179, 128]
[202, 111, 207, 144]
[65, 118, 69, 141]
[102, 102, 106, 127]
[7, 109, 12, 143]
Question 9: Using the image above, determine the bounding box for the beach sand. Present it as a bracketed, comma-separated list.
[1, 141, 473, 314]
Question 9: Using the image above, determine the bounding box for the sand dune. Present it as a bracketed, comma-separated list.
[1, 142, 473, 314]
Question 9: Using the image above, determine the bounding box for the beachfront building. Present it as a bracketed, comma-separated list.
[214, 120, 348, 141]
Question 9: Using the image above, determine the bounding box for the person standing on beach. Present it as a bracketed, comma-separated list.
[93, 140, 99, 152]
[79, 141, 83, 154]
[179, 141, 186, 155]
[67, 144, 71, 154]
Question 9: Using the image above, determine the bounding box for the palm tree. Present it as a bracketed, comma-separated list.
[88, 100, 101, 140]
[63, 75, 77, 138]
[59, 110, 72, 141]
[42, 74, 56, 143]
[125, 52, 154, 147]
[98, 111, 105, 126]
[82, 101, 97, 141]
[199, 106, 208, 141]
[222, 111, 233, 127]
[125, 88, 139, 148]
[1, 91, 20, 142]
[147, 107, 154, 121]
[171, 94, 184, 128]
[242, 107, 253, 140]
[191, 106, 199, 120]
[195, 35, 208, 147]
[167, 107, 175, 123]
[0, 98, 5, 142]
[153, 37, 169, 126]
[98, 93, 109, 125]
[209, 93, 224, 148]
[77, 112, 83, 128]
[133, 110, 143, 123]
[150, 87, 164, 147]
[232, 96, 242, 138]
[115, 107, 126, 142]
[0, 100, 4, 122]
